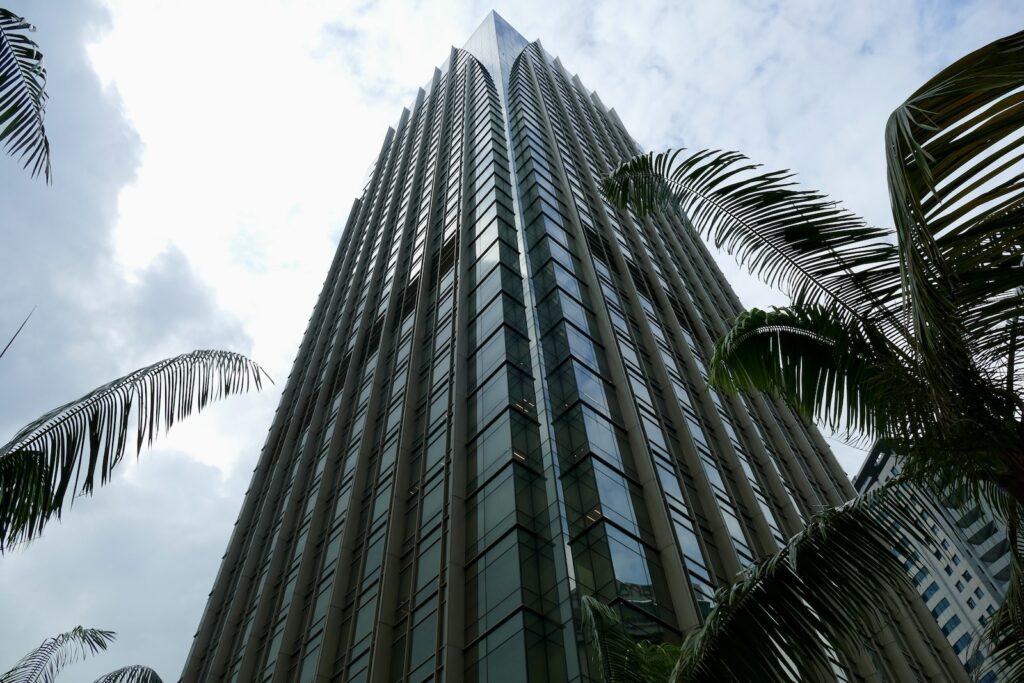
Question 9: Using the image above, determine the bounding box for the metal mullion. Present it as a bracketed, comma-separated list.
[232, 104, 408, 683]
[436, 52, 491, 683]
[523, 43, 694, 636]
[307, 90, 430, 680]
[666, 215, 847, 508]
[647, 204, 827, 523]
[240, 116, 413, 683]
[266, 91, 440, 683]
[365, 61, 456, 683]
[584, 69, 958, 683]
[501, 42, 586, 681]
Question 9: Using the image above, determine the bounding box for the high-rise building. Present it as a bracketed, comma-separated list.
[856, 444, 1009, 681]
[183, 13, 967, 682]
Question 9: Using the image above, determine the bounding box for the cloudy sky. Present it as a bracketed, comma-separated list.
[1, 0, 1021, 678]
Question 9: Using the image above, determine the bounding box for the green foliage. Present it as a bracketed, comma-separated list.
[91, 666, 163, 683]
[581, 596, 681, 683]
[0, 627, 163, 683]
[0, 8, 50, 181]
[674, 486, 921, 682]
[1, 627, 114, 683]
[0, 350, 268, 551]
[885, 31, 1024, 392]
[708, 304, 921, 438]
[603, 28, 1024, 497]
[601, 149, 902, 332]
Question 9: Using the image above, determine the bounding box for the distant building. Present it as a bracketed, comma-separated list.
[855, 443, 1008, 680]
[183, 12, 968, 682]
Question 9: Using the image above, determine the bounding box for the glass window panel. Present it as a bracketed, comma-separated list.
[467, 468, 518, 551]
[421, 480, 444, 523]
[416, 538, 441, 591]
[554, 404, 631, 473]
[353, 593, 378, 643]
[362, 532, 385, 580]
[606, 526, 653, 590]
[372, 483, 392, 522]
[410, 607, 438, 665]
[425, 432, 446, 470]
[657, 463, 684, 502]
[591, 461, 639, 535]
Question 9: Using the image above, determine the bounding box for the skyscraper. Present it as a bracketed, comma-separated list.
[183, 13, 966, 682]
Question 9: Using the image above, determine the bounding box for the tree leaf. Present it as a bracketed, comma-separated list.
[601, 149, 907, 340]
[708, 304, 929, 439]
[673, 485, 928, 682]
[885, 29, 1024, 397]
[0, 627, 115, 683]
[0, 9, 50, 181]
[92, 665, 164, 683]
[0, 350, 268, 551]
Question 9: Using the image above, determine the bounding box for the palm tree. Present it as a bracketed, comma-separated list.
[602, 29, 1024, 681]
[0, 349, 267, 552]
[0, 7, 49, 181]
[581, 596, 681, 683]
[0, 626, 162, 682]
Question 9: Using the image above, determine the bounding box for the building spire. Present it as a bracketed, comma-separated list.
[461, 10, 529, 96]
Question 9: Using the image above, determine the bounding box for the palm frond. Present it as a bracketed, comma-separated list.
[672, 485, 924, 682]
[580, 596, 680, 682]
[0, 627, 115, 683]
[635, 642, 681, 683]
[885, 29, 1024, 391]
[601, 149, 905, 338]
[708, 305, 927, 438]
[581, 595, 646, 683]
[92, 665, 164, 683]
[0, 350, 268, 551]
[0, 306, 34, 361]
[0, 9, 49, 181]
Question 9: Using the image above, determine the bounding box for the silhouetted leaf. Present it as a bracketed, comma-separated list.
[0, 350, 268, 551]
[0, 8, 49, 181]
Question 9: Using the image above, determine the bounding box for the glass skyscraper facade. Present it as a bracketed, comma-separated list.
[183, 13, 967, 682]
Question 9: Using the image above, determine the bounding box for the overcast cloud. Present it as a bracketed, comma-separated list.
[1, 0, 1021, 678]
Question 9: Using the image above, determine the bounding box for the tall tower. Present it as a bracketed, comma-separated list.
[183, 13, 966, 682]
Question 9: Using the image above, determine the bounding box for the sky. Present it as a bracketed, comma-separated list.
[0, 0, 1021, 678]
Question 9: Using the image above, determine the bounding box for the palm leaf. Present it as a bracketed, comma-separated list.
[672, 485, 926, 682]
[635, 642, 680, 683]
[92, 666, 163, 683]
[0, 350, 268, 551]
[0, 627, 115, 683]
[0, 8, 49, 181]
[580, 595, 680, 682]
[601, 149, 907, 340]
[0, 307, 34, 361]
[581, 595, 646, 683]
[708, 305, 929, 439]
[885, 29, 1024, 391]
